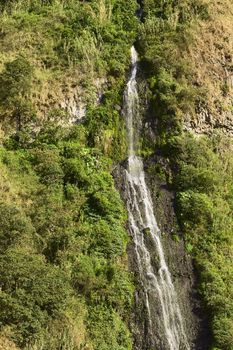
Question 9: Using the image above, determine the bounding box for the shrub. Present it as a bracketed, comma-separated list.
[0, 250, 72, 346]
[0, 202, 35, 254]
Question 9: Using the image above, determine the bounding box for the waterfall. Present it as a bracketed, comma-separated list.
[123, 47, 190, 350]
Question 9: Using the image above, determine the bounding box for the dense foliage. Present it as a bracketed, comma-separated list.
[170, 134, 233, 350]
[0, 0, 138, 134]
[0, 123, 134, 350]
[138, 0, 209, 145]
[138, 1, 233, 349]
[0, 0, 138, 349]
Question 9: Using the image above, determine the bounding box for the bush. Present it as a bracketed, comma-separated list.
[31, 148, 64, 186]
[87, 305, 132, 350]
[0, 202, 35, 254]
[0, 250, 72, 346]
[176, 191, 213, 229]
[0, 57, 34, 131]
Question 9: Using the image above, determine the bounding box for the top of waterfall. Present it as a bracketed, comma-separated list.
[131, 46, 138, 66]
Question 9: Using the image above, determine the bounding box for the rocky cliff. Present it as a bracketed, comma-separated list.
[184, 0, 233, 134]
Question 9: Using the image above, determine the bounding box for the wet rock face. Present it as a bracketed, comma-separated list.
[144, 156, 212, 350]
[113, 159, 211, 350]
[114, 162, 160, 350]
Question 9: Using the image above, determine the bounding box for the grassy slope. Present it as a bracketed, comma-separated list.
[0, 0, 137, 134]
[0, 1, 138, 349]
[187, 0, 233, 131]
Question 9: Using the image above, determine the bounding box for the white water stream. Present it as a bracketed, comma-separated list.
[124, 47, 190, 350]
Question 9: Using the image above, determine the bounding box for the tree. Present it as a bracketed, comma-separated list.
[0, 57, 35, 131]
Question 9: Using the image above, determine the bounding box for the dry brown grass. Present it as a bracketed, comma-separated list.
[188, 0, 233, 128]
[190, 0, 233, 102]
[0, 336, 19, 350]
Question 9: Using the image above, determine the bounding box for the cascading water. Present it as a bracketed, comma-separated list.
[123, 46, 190, 350]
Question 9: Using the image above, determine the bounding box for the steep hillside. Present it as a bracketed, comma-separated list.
[0, 1, 138, 349]
[0, 0, 137, 135]
[0, 1, 232, 350]
[185, 0, 233, 134]
[138, 1, 233, 349]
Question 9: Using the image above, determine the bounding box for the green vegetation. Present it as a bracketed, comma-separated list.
[0, 56, 34, 132]
[0, 0, 139, 158]
[0, 124, 134, 349]
[0, 0, 232, 349]
[0, 0, 138, 134]
[138, 1, 233, 349]
[0, 0, 139, 349]
[170, 134, 233, 350]
[138, 0, 209, 146]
